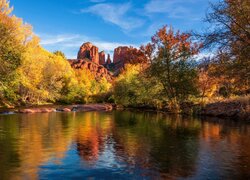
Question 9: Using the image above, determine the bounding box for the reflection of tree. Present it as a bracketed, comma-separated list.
[112, 111, 201, 178]
[0, 117, 20, 180]
[77, 139, 99, 162]
[199, 117, 250, 179]
[0, 113, 76, 179]
[236, 130, 250, 178]
[75, 112, 113, 165]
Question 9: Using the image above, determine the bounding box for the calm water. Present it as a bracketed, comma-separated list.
[0, 111, 249, 179]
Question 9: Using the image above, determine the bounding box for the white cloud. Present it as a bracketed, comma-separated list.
[145, 0, 177, 14]
[144, 0, 202, 19]
[89, 0, 106, 3]
[40, 34, 84, 45]
[39, 33, 138, 59]
[80, 3, 144, 31]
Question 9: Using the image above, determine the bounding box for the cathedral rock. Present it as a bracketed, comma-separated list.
[69, 59, 113, 82]
[69, 42, 114, 82]
[99, 51, 106, 65]
[69, 42, 140, 81]
[113, 46, 130, 64]
[77, 42, 99, 64]
[113, 46, 130, 72]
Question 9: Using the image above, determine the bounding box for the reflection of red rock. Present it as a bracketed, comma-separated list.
[69, 59, 113, 82]
[77, 42, 99, 64]
[75, 114, 114, 165]
[99, 51, 106, 65]
[77, 138, 99, 163]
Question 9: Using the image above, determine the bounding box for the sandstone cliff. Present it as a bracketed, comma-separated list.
[113, 46, 130, 64]
[71, 42, 146, 80]
[69, 59, 113, 82]
[77, 42, 99, 64]
[99, 51, 106, 65]
[106, 54, 111, 65]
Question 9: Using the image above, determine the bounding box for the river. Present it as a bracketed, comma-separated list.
[0, 111, 249, 179]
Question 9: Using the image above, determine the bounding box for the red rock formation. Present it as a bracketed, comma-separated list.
[77, 42, 99, 64]
[71, 43, 148, 79]
[99, 51, 106, 65]
[112, 46, 149, 74]
[113, 46, 130, 64]
[106, 54, 111, 65]
[69, 59, 113, 82]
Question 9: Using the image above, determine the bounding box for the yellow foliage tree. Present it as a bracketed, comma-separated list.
[114, 64, 163, 108]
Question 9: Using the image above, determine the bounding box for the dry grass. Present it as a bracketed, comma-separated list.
[198, 95, 250, 115]
[202, 95, 250, 105]
[223, 95, 250, 105]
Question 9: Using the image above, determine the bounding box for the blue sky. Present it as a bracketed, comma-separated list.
[10, 0, 218, 59]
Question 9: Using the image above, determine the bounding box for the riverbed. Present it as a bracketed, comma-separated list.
[0, 111, 249, 179]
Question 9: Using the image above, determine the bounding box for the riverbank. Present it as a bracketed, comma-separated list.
[0, 104, 114, 114]
[0, 97, 249, 121]
[197, 97, 250, 121]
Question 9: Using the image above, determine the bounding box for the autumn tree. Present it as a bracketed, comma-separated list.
[199, 0, 250, 94]
[114, 64, 163, 108]
[197, 58, 220, 102]
[18, 43, 77, 104]
[0, 0, 26, 104]
[123, 47, 149, 65]
[54, 50, 67, 60]
[147, 26, 201, 111]
[0, 0, 20, 75]
[0, 0, 79, 105]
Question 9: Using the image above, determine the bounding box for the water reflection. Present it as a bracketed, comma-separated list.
[0, 111, 249, 179]
[76, 113, 112, 164]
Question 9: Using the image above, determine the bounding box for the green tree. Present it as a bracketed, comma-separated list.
[114, 64, 163, 108]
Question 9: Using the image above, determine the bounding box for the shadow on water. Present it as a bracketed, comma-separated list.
[0, 111, 249, 179]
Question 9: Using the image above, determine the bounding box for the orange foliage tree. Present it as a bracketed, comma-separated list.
[146, 26, 202, 110]
[199, 0, 250, 95]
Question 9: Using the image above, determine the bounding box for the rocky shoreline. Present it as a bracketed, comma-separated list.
[0, 104, 115, 114]
[0, 101, 249, 121]
[197, 101, 250, 121]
